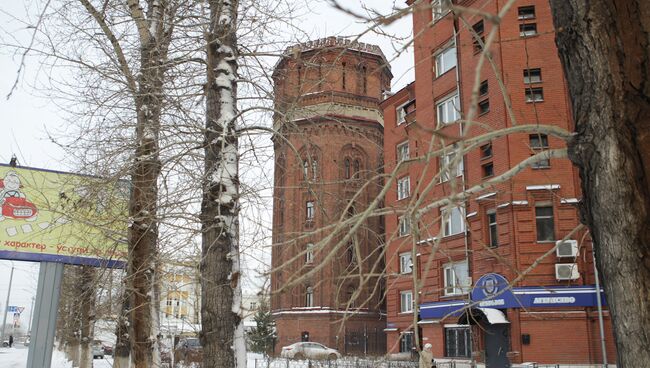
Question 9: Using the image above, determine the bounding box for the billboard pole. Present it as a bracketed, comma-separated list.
[26, 262, 64, 368]
[1, 264, 14, 346]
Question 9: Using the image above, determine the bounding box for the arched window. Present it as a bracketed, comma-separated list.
[297, 65, 302, 92]
[361, 65, 368, 94]
[311, 159, 318, 179]
[353, 159, 361, 178]
[347, 285, 355, 307]
[344, 158, 351, 179]
[346, 242, 357, 264]
[303, 160, 309, 180]
[342, 62, 347, 90]
[306, 286, 314, 307]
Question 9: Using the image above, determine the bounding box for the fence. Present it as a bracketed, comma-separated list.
[250, 357, 616, 368]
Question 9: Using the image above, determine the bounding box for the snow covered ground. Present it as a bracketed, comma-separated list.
[0, 345, 113, 368]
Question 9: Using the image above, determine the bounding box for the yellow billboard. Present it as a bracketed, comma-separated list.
[0, 164, 128, 267]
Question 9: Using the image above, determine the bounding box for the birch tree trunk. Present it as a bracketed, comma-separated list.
[113, 286, 131, 368]
[79, 266, 96, 368]
[549, 1, 650, 366]
[200, 1, 245, 367]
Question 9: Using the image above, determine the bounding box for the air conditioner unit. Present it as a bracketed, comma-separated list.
[556, 239, 578, 258]
[555, 263, 579, 280]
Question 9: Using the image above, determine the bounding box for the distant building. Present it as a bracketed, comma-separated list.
[380, 0, 617, 366]
[159, 262, 201, 333]
[271, 37, 392, 355]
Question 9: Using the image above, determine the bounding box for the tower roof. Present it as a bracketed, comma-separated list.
[273, 36, 392, 79]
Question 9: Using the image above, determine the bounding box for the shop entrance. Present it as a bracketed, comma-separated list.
[484, 323, 510, 368]
[460, 307, 511, 368]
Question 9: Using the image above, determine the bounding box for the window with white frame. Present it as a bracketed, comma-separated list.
[399, 253, 413, 274]
[398, 216, 411, 237]
[431, 0, 450, 21]
[400, 290, 413, 313]
[442, 205, 465, 236]
[305, 286, 314, 307]
[306, 201, 315, 220]
[435, 44, 457, 77]
[436, 93, 461, 125]
[397, 141, 410, 162]
[443, 260, 470, 295]
[306, 243, 314, 263]
[440, 151, 464, 181]
[396, 102, 408, 125]
[397, 176, 411, 200]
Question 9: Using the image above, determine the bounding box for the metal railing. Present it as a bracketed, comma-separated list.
[252, 358, 616, 368]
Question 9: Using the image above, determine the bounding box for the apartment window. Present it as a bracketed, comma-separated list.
[250, 302, 257, 310]
[435, 44, 457, 77]
[480, 143, 492, 159]
[306, 243, 314, 264]
[437, 93, 461, 125]
[524, 68, 542, 83]
[472, 20, 485, 52]
[432, 0, 450, 21]
[479, 80, 488, 97]
[478, 99, 490, 115]
[443, 260, 470, 295]
[518, 5, 536, 20]
[482, 162, 494, 178]
[442, 206, 465, 237]
[399, 253, 413, 274]
[400, 332, 414, 353]
[397, 176, 411, 200]
[487, 210, 498, 247]
[398, 216, 411, 237]
[530, 134, 550, 168]
[525, 87, 544, 102]
[396, 102, 408, 125]
[520, 23, 538, 37]
[445, 327, 471, 358]
[306, 287, 314, 307]
[400, 290, 413, 313]
[306, 201, 315, 220]
[535, 206, 555, 242]
[440, 151, 464, 181]
[397, 141, 410, 162]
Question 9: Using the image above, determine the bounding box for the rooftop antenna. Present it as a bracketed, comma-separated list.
[9, 154, 18, 168]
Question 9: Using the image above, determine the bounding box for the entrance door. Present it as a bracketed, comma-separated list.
[484, 324, 510, 368]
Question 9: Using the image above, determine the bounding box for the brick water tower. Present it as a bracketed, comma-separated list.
[271, 37, 392, 355]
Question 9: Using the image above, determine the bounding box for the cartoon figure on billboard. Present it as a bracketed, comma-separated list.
[0, 171, 38, 222]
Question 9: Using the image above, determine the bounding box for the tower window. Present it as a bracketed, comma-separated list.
[353, 160, 360, 178]
[306, 201, 315, 220]
[342, 62, 347, 90]
[306, 287, 314, 307]
[344, 158, 351, 179]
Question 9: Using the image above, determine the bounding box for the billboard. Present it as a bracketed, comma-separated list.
[0, 164, 128, 268]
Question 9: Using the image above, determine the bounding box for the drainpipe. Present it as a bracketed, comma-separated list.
[592, 251, 608, 367]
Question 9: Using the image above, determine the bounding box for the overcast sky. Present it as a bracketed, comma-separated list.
[0, 0, 414, 330]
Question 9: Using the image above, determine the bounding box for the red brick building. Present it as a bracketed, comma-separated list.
[381, 1, 617, 366]
[270, 37, 392, 355]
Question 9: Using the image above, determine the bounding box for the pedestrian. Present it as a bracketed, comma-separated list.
[419, 343, 435, 368]
[8, 335, 13, 348]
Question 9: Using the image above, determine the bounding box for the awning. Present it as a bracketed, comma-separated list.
[477, 308, 509, 324]
[459, 307, 509, 325]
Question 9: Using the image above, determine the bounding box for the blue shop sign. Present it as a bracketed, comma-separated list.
[419, 273, 606, 320]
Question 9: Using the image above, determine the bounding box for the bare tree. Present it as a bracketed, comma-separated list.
[550, 1, 650, 366]
[200, 0, 245, 367]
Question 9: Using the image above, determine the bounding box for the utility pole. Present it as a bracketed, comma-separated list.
[28, 296, 35, 335]
[1, 265, 15, 346]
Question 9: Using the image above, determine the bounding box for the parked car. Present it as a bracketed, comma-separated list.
[92, 341, 105, 359]
[174, 337, 202, 367]
[280, 342, 341, 360]
[101, 342, 113, 355]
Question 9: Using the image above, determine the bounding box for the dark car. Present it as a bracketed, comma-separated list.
[174, 337, 202, 367]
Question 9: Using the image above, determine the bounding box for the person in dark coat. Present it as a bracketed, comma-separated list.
[8, 335, 14, 348]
